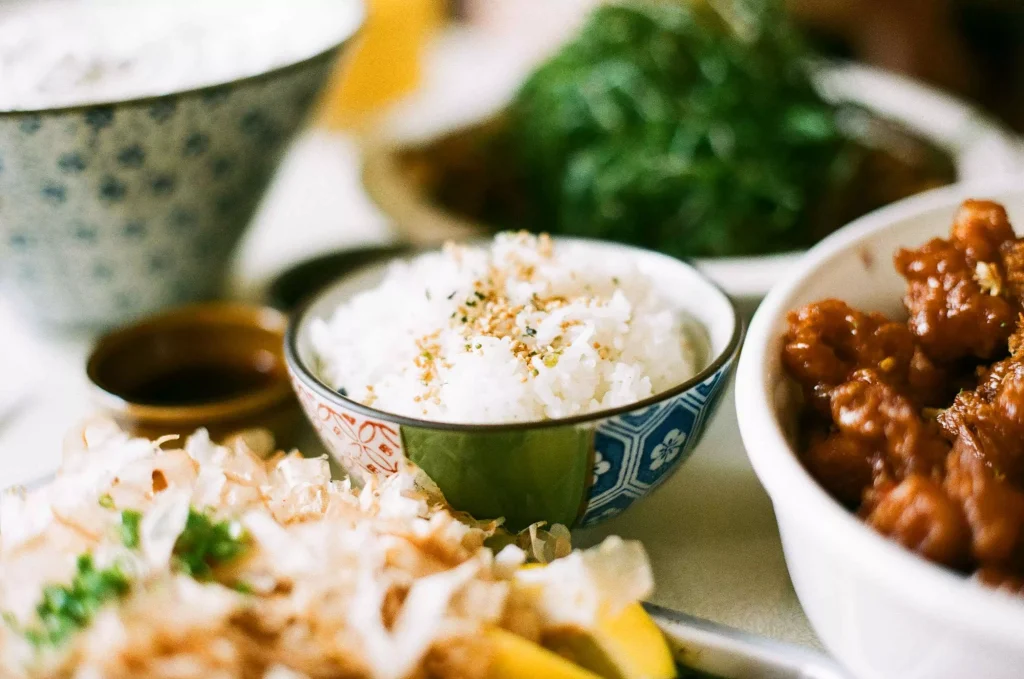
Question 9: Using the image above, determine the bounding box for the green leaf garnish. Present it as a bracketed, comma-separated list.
[231, 581, 255, 595]
[120, 509, 142, 549]
[10, 506, 252, 649]
[21, 555, 131, 648]
[171, 509, 249, 580]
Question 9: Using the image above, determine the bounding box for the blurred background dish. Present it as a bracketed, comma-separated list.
[383, 2, 962, 261]
[789, 0, 1024, 133]
[456, 0, 1024, 135]
[361, 1, 1024, 310]
[736, 179, 1024, 679]
[364, 61, 1023, 307]
[0, 0, 364, 329]
[319, 0, 443, 130]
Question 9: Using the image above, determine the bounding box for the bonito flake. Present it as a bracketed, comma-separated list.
[0, 423, 653, 679]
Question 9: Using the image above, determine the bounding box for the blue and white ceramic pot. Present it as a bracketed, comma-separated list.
[0, 25, 361, 328]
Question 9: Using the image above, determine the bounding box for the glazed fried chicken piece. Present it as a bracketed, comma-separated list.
[800, 370, 949, 509]
[944, 445, 1024, 568]
[938, 341, 1024, 569]
[894, 200, 1018, 362]
[975, 567, 1024, 596]
[782, 299, 946, 413]
[939, 357, 1024, 488]
[801, 426, 877, 508]
[865, 474, 971, 569]
[950, 199, 1015, 264]
[831, 370, 948, 480]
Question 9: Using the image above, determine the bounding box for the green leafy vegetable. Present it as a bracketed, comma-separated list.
[171, 509, 249, 580]
[22, 555, 131, 648]
[505, 0, 851, 257]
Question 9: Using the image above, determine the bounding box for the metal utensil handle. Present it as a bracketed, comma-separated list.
[645, 602, 850, 679]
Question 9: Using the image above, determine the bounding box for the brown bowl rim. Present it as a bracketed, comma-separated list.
[86, 302, 293, 424]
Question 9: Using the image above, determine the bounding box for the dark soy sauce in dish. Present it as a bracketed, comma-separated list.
[121, 363, 278, 406]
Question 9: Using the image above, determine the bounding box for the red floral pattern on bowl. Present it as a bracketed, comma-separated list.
[291, 378, 401, 480]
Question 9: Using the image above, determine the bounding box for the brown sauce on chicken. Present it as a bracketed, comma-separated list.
[783, 200, 1024, 591]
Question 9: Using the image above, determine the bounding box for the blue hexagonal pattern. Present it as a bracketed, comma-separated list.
[580, 365, 732, 526]
[590, 431, 626, 497]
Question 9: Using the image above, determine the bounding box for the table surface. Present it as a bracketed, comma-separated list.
[0, 24, 817, 650]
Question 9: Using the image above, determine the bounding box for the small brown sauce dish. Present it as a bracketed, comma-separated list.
[86, 303, 299, 445]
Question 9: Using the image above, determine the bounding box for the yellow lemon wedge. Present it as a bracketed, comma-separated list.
[548, 603, 677, 679]
[487, 628, 603, 679]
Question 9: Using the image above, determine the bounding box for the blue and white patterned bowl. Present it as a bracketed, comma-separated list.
[0, 10, 363, 329]
[285, 238, 742, 530]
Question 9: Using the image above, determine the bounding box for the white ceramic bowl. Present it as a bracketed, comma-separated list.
[363, 63, 1024, 309]
[736, 177, 1024, 679]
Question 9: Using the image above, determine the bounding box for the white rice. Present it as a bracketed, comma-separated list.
[310, 233, 699, 424]
[0, 0, 362, 111]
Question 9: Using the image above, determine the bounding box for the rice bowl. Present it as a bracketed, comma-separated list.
[286, 236, 741, 529]
[309, 233, 698, 424]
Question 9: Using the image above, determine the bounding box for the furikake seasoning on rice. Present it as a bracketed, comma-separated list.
[310, 233, 698, 424]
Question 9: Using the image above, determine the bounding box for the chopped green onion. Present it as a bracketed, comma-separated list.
[172, 509, 249, 580]
[231, 581, 255, 595]
[120, 510, 142, 549]
[22, 555, 131, 648]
